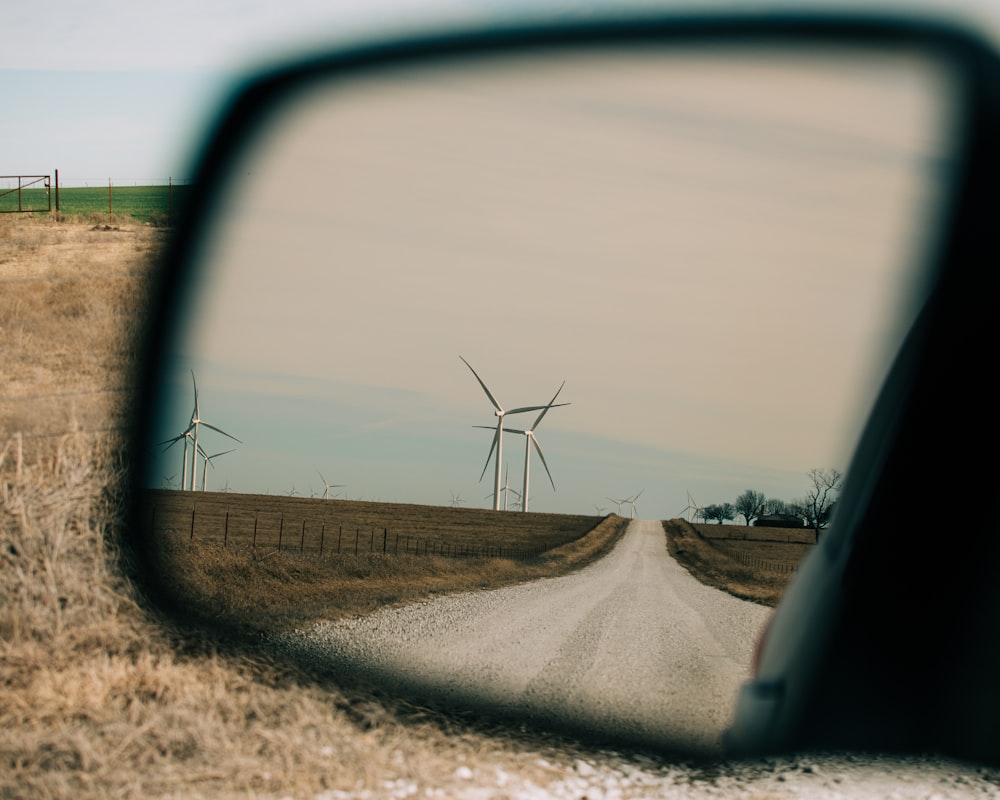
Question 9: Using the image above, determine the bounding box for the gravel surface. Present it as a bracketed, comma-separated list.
[271, 520, 1000, 798]
[275, 519, 768, 754]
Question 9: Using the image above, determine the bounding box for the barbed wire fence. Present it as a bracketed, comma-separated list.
[139, 494, 549, 562]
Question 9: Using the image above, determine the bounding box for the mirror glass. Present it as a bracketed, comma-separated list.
[140, 44, 957, 751]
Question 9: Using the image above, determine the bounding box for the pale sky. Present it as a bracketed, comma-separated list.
[149, 45, 957, 518]
[3, 0, 992, 517]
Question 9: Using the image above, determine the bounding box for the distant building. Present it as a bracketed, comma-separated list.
[754, 513, 804, 528]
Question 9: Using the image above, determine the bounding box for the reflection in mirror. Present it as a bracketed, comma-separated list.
[141, 45, 956, 751]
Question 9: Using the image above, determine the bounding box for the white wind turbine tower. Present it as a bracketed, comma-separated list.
[198, 447, 236, 492]
[460, 356, 553, 511]
[318, 472, 343, 500]
[502, 381, 568, 512]
[186, 370, 241, 492]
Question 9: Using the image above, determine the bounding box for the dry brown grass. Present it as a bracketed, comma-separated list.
[139, 488, 626, 635]
[0, 215, 157, 439]
[663, 519, 814, 607]
[0, 216, 640, 798]
[147, 503, 626, 635]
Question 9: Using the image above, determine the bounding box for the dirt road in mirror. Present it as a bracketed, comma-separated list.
[275, 519, 771, 753]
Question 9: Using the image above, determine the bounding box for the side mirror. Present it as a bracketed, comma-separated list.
[127, 15, 1000, 760]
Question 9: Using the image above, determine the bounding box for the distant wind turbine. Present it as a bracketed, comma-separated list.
[678, 490, 703, 522]
[186, 371, 241, 492]
[502, 380, 569, 512]
[198, 447, 236, 492]
[607, 496, 627, 515]
[318, 471, 343, 500]
[460, 356, 555, 511]
[626, 489, 645, 519]
[508, 485, 529, 512]
[594, 505, 607, 515]
[483, 466, 518, 510]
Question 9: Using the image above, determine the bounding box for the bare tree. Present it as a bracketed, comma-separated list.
[735, 489, 767, 526]
[800, 467, 843, 541]
[765, 498, 793, 516]
[701, 502, 736, 525]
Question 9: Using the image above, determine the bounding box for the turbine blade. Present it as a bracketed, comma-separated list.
[158, 433, 186, 451]
[531, 435, 556, 491]
[505, 404, 549, 415]
[460, 356, 503, 414]
[199, 421, 242, 444]
[479, 426, 499, 483]
[207, 449, 236, 460]
[190, 370, 200, 422]
[531, 381, 566, 429]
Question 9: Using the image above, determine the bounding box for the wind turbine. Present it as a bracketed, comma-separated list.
[502, 381, 568, 512]
[678, 490, 702, 522]
[318, 471, 343, 500]
[607, 496, 627, 515]
[186, 370, 241, 492]
[508, 486, 528, 512]
[483, 466, 517, 511]
[198, 447, 235, 492]
[159, 428, 194, 491]
[594, 505, 607, 515]
[460, 356, 554, 511]
[450, 491, 465, 508]
[626, 489, 645, 519]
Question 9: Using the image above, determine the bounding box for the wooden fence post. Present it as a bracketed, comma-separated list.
[189, 503, 196, 540]
[301, 519, 307, 553]
[278, 513, 284, 552]
[253, 510, 259, 551]
[224, 506, 230, 548]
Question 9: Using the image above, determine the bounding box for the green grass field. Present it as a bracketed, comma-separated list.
[0, 183, 189, 224]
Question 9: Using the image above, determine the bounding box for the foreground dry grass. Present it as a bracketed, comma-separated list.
[0, 217, 640, 799]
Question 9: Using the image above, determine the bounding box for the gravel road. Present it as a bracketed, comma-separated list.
[275, 518, 770, 754]
[272, 519, 1000, 798]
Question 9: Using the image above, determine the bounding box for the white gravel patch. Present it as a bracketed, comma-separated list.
[303, 751, 1000, 799]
